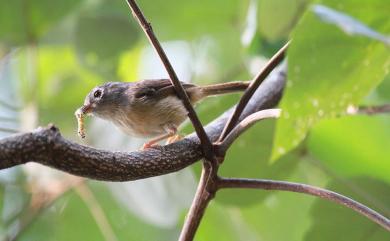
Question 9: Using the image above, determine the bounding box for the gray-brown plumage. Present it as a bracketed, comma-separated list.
[77, 79, 249, 148]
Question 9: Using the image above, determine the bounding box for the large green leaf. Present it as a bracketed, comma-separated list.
[272, 0, 390, 160]
[305, 177, 390, 240]
[0, 0, 81, 45]
[308, 115, 390, 183]
[258, 0, 309, 41]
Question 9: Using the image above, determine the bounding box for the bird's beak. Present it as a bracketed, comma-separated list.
[75, 104, 92, 117]
[80, 104, 92, 114]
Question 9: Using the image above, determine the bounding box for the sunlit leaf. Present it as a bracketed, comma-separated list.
[272, 0, 390, 160]
[313, 4, 390, 46]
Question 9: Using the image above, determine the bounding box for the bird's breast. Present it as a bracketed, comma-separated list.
[111, 96, 188, 138]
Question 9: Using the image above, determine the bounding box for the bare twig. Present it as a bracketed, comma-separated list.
[218, 41, 290, 142]
[217, 177, 390, 232]
[179, 163, 217, 241]
[347, 104, 390, 115]
[124, 0, 214, 161]
[218, 108, 281, 153]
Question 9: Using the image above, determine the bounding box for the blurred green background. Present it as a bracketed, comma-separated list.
[0, 0, 389, 240]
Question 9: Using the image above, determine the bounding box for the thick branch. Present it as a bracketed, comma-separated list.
[0, 67, 286, 181]
[125, 0, 214, 161]
[218, 178, 390, 232]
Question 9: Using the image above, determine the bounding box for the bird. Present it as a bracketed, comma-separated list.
[76, 79, 249, 149]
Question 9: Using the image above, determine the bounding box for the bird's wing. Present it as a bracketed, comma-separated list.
[133, 79, 197, 99]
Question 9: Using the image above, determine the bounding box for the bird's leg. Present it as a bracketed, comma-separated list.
[166, 133, 182, 144]
[165, 124, 182, 144]
[142, 124, 177, 150]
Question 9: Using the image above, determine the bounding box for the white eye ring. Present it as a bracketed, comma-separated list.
[94, 89, 102, 98]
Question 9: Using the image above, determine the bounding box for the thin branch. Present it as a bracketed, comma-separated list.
[347, 104, 390, 115]
[218, 177, 390, 232]
[218, 108, 281, 153]
[177, 65, 286, 241]
[179, 163, 216, 241]
[0, 67, 286, 181]
[124, 0, 214, 161]
[218, 41, 290, 142]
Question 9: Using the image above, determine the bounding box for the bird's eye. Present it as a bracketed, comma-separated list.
[93, 89, 102, 98]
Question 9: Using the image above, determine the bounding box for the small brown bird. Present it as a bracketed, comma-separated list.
[76, 79, 249, 149]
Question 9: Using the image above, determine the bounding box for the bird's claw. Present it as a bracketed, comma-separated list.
[141, 142, 161, 150]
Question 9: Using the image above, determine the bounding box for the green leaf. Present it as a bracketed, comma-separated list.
[0, 0, 81, 45]
[138, 0, 247, 40]
[74, 1, 140, 78]
[272, 0, 390, 160]
[305, 177, 390, 240]
[258, 0, 309, 41]
[312, 4, 390, 46]
[308, 115, 390, 184]
[377, 74, 390, 101]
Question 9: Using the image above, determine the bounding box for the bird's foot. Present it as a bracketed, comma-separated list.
[141, 142, 161, 150]
[166, 134, 182, 144]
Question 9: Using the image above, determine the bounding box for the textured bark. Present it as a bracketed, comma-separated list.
[0, 67, 285, 182]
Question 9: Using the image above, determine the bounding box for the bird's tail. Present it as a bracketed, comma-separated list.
[200, 81, 250, 97]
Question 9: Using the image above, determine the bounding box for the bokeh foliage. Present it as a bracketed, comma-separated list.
[0, 0, 389, 240]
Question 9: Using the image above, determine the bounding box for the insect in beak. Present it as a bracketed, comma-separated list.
[80, 104, 92, 115]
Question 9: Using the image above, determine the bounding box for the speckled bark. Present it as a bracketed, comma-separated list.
[0, 67, 285, 182]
